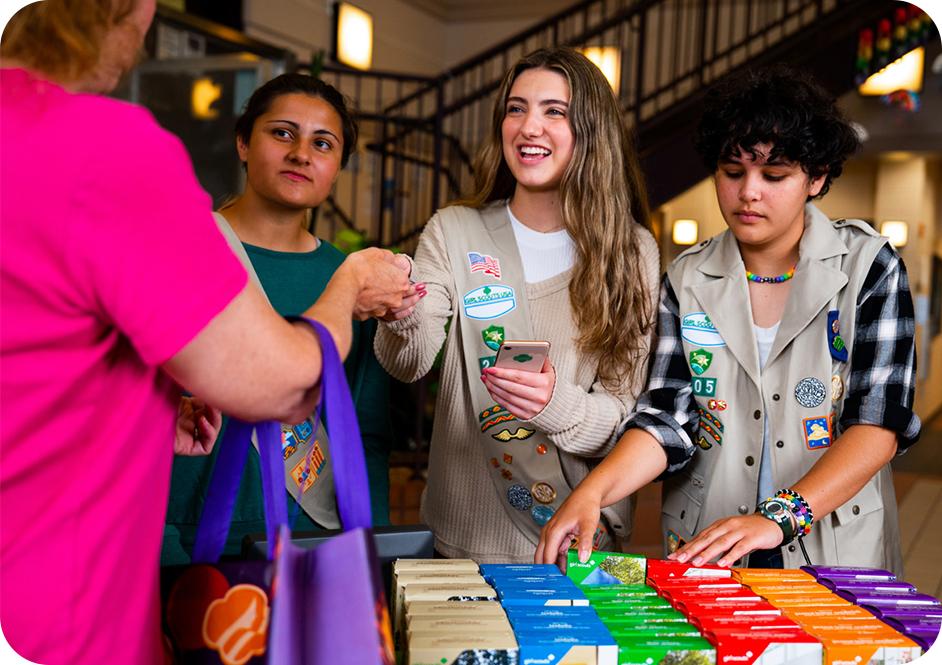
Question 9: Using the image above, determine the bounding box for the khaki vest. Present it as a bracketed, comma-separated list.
[663, 204, 902, 574]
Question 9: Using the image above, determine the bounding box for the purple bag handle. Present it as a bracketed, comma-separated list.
[192, 317, 372, 563]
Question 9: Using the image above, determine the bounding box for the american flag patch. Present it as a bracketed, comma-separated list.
[467, 252, 501, 279]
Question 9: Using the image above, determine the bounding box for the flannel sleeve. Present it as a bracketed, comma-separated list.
[619, 275, 700, 473]
[839, 243, 921, 450]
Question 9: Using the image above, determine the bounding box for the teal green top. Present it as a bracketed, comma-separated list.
[162, 239, 393, 565]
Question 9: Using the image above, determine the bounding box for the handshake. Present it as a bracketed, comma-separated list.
[336, 247, 427, 322]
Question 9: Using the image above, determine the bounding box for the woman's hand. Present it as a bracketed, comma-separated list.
[535, 487, 602, 565]
[174, 396, 222, 456]
[339, 247, 412, 320]
[668, 514, 785, 567]
[481, 357, 555, 420]
[380, 281, 426, 321]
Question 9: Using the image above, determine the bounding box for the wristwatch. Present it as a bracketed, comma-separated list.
[756, 498, 797, 544]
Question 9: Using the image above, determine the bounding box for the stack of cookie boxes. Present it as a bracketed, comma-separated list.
[642, 559, 822, 665]
[392, 558, 517, 665]
[727, 565, 929, 665]
[481, 563, 619, 665]
[566, 552, 717, 665]
[800, 565, 941, 653]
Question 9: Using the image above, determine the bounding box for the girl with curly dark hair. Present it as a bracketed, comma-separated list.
[539, 65, 919, 573]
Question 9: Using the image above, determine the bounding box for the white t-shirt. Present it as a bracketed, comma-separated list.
[755, 321, 781, 503]
[507, 204, 575, 283]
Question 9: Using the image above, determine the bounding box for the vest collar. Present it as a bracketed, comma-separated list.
[689, 203, 850, 388]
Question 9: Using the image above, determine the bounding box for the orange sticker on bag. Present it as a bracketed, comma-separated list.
[202, 584, 269, 665]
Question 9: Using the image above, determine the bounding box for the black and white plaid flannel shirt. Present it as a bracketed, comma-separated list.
[621, 243, 921, 475]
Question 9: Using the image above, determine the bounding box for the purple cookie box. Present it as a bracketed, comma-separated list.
[884, 617, 942, 633]
[820, 579, 916, 594]
[840, 590, 941, 607]
[903, 626, 940, 650]
[868, 606, 942, 620]
[801, 565, 896, 581]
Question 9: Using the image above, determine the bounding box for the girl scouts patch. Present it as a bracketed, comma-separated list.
[827, 309, 848, 362]
[482, 325, 505, 351]
[689, 349, 713, 375]
[531, 505, 554, 526]
[463, 284, 516, 320]
[681, 312, 726, 347]
[507, 484, 533, 510]
[479, 404, 514, 432]
[803, 416, 832, 449]
[795, 377, 827, 408]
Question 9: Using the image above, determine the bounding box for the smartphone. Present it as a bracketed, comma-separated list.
[495, 340, 551, 372]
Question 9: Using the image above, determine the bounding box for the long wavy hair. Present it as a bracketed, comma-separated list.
[1, 0, 137, 84]
[460, 47, 655, 390]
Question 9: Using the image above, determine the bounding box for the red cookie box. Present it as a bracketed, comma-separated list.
[667, 589, 765, 611]
[692, 613, 802, 634]
[678, 598, 783, 619]
[703, 628, 822, 665]
[675, 594, 773, 617]
[645, 559, 732, 585]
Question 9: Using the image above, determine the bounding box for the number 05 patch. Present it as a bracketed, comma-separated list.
[691, 377, 717, 397]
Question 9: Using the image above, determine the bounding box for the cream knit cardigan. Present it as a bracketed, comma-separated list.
[375, 209, 661, 562]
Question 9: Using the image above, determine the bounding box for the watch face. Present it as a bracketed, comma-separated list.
[766, 500, 786, 516]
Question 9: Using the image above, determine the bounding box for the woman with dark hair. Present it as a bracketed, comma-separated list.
[376, 47, 660, 562]
[0, 3, 410, 663]
[163, 73, 412, 563]
[538, 65, 919, 573]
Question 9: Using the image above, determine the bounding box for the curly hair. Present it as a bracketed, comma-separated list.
[694, 65, 860, 199]
[459, 47, 655, 391]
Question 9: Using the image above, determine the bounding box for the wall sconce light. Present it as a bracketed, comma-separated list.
[672, 218, 699, 246]
[880, 220, 908, 248]
[859, 47, 924, 95]
[334, 2, 373, 70]
[191, 77, 221, 120]
[581, 47, 621, 95]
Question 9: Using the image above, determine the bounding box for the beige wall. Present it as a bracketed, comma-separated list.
[242, 0, 547, 74]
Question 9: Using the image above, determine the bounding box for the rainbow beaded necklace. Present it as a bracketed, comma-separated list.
[745, 265, 796, 284]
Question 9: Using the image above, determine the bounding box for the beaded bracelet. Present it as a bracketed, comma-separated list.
[774, 488, 814, 538]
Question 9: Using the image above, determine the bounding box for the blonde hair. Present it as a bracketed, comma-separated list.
[1, 0, 136, 83]
[461, 46, 655, 390]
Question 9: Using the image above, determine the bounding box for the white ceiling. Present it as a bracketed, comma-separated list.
[404, 0, 573, 22]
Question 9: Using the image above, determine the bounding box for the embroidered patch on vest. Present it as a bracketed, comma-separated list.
[681, 312, 726, 347]
[697, 435, 713, 450]
[531, 504, 554, 526]
[827, 309, 849, 362]
[707, 399, 728, 411]
[531, 481, 557, 504]
[290, 441, 327, 492]
[491, 427, 535, 442]
[666, 529, 686, 553]
[467, 251, 501, 279]
[689, 348, 713, 375]
[831, 375, 845, 402]
[692, 376, 718, 397]
[507, 484, 533, 510]
[479, 404, 514, 432]
[478, 355, 497, 371]
[795, 377, 827, 408]
[482, 325, 505, 351]
[463, 284, 516, 320]
[803, 416, 832, 450]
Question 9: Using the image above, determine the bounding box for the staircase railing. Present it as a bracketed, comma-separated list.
[306, 0, 921, 250]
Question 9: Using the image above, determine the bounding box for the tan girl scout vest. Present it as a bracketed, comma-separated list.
[213, 213, 340, 529]
[663, 204, 903, 573]
[438, 203, 616, 549]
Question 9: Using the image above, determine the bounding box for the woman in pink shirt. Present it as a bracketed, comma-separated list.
[0, 2, 414, 663]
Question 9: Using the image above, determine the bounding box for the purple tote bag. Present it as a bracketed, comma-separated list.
[189, 317, 394, 665]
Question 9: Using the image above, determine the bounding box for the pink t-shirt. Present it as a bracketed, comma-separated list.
[0, 69, 247, 664]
